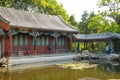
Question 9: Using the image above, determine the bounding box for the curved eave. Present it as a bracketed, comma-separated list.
[57, 16, 78, 33]
[73, 33, 117, 42]
[0, 7, 78, 33]
[77, 38, 114, 42]
[10, 25, 77, 33]
[0, 14, 10, 24]
[0, 15, 10, 30]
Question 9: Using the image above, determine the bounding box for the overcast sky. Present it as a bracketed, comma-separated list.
[57, 0, 99, 21]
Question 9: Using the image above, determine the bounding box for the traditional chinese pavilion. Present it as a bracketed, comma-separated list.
[0, 7, 78, 57]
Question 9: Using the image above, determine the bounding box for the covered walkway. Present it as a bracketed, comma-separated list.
[73, 32, 120, 54]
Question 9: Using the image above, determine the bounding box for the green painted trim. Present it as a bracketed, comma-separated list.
[100, 42, 102, 54]
[74, 42, 77, 53]
[110, 40, 112, 54]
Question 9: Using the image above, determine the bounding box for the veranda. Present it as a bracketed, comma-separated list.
[73, 33, 120, 54]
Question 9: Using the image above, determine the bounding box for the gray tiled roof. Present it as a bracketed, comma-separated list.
[0, 7, 78, 32]
[73, 32, 120, 41]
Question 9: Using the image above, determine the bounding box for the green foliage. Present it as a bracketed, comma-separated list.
[0, 0, 71, 25]
[98, 0, 120, 25]
[0, 0, 34, 10]
[86, 0, 120, 34]
[88, 15, 108, 33]
[78, 11, 95, 34]
[69, 15, 78, 28]
[88, 13, 120, 33]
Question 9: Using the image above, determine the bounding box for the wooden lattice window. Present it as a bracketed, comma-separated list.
[13, 34, 28, 46]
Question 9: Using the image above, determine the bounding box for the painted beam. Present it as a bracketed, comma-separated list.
[0, 20, 10, 30]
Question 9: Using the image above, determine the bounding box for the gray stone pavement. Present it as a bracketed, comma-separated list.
[9, 53, 76, 66]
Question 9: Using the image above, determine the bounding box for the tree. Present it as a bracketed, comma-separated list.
[88, 13, 120, 33]
[0, 0, 70, 23]
[88, 14, 108, 33]
[98, 0, 120, 25]
[0, 0, 34, 10]
[78, 11, 95, 34]
[69, 15, 78, 28]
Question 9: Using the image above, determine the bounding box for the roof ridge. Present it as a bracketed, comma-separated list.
[0, 6, 57, 17]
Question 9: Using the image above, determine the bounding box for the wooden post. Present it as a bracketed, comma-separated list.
[99, 41, 102, 54]
[86, 41, 88, 50]
[116, 40, 119, 53]
[79, 42, 81, 53]
[70, 37, 72, 52]
[34, 32, 37, 55]
[84, 41, 85, 49]
[78, 42, 80, 53]
[55, 37, 58, 54]
[9, 31, 12, 56]
[2, 37, 4, 57]
[110, 40, 112, 54]
[54, 33, 58, 54]
[92, 42, 94, 53]
[49, 37, 52, 53]
[74, 42, 77, 54]
[28, 35, 32, 55]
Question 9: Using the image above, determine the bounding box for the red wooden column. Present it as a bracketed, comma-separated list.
[34, 32, 37, 55]
[28, 35, 32, 55]
[49, 36, 52, 53]
[4, 36, 8, 56]
[70, 37, 73, 52]
[55, 33, 58, 54]
[9, 31, 13, 56]
[0, 20, 10, 56]
[64, 37, 67, 48]
[55, 37, 58, 54]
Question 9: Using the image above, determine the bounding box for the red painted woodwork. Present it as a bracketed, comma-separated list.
[36, 46, 49, 54]
[28, 35, 33, 54]
[9, 31, 13, 56]
[0, 20, 12, 56]
[0, 20, 10, 30]
[4, 37, 10, 56]
[57, 46, 69, 52]
[10, 33, 70, 56]
[0, 19, 72, 57]
[34, 35, 37, 51]
[49, 37, 52, 48]
[54, 37, 58, 54]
